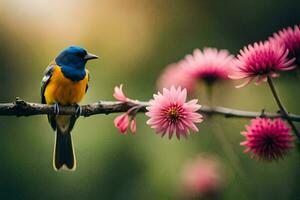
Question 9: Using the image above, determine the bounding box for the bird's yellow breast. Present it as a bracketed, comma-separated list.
[44, 66, 89, 105]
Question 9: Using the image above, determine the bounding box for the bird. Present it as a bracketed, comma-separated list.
[41, 46, 98, 171]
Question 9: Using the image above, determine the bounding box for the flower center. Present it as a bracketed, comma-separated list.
[257, 68, 272, 75]
[263, 135, 276, 154]
[264, 135, 274, 146]
[166, 105, 181, 123]
[202, 75, 217, 85]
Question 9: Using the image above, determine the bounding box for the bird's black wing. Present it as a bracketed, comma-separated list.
[41, 65, 55, 103]
[41, 65, 56, 130]
[85, 69, 90, 93]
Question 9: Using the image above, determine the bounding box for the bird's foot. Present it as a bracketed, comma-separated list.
[54, 103, 60, 115]
[75, 104, 82, 118]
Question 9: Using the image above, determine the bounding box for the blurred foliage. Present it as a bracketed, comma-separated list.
[0, 0, 300, 199]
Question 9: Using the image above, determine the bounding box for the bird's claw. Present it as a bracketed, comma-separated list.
[75, 104, 82, 118]
[54, 103, 60, 116]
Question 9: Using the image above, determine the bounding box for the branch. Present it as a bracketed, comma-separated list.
[0, 97, 300, 122]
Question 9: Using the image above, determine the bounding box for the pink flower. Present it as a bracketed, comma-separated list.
[182, 48, 235, 84]
[146, 86, 203, 139]
[113, 84, 140, 135]
[114, 113, 138, 135]
[114, 113, 129, 134]
[269, 25, 300, 65]
[230, 41, 296, 88]
[181, 155, 223, 197]
[240, 118, 294, 161]
[130, 118, 136, 134]
[113, 84, 129, 102]
[156, 62, 196, 94]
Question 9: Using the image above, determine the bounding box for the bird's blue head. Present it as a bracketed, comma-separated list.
[55, 46, 98, 69]
[55, 46, 98, 81]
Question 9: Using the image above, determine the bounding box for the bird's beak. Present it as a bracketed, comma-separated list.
[84, 53, 98, 60]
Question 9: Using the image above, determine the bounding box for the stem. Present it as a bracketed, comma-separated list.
[296, 68, 300, 81]
[205, 85, 246, 181]
[207, 118, 249, 198]
[267, 76, 300, 141]
[212, 121, 245, 178]
[206, 83, 213, 105]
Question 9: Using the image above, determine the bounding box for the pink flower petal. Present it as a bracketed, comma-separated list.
[230, 40, 295, 87]
[240, 117, 293, 161]
[130, 118, 137, 134]
[114, 113, 129, 134]
[113, 84, 129, 102]
[146, 87, 203, 139]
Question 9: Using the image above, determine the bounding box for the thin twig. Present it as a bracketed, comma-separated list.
[267, 76, 300, 140]
[0, 97, 300, 122]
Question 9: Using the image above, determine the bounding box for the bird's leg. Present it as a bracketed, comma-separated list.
[53, 103, 60, 115]
[74, 104, 82, 118]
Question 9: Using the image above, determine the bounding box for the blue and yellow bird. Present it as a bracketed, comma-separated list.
[41, 46, 98, 171]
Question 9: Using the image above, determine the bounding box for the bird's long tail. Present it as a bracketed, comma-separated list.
[53, 129, 76, 171]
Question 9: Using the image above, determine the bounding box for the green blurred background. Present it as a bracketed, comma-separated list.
[0, 0, 300, 199]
